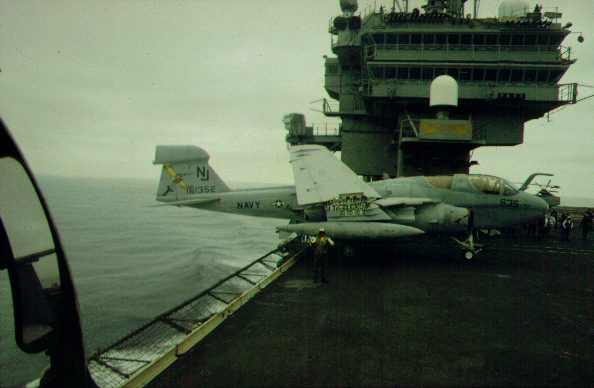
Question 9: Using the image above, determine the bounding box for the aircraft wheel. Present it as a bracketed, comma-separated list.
[464, 251, 474, 260]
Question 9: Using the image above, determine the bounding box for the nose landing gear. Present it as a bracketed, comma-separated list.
[452, 209, 483, 260]
[452, 231, 483, 260]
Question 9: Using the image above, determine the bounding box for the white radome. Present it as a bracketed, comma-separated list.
[498, 0, 530, 19]
[430, 75, 459, 107]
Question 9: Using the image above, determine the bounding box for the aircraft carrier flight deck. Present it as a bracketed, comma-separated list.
[148, 235, 593, 387]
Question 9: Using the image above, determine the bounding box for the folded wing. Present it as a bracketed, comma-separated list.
[289, 145, 381, 206]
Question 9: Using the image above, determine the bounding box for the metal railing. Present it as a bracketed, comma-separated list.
[322, 98, 340, 115]
[312, 122, 341, 137]
[558, 83, 578, 104]
[399, 117, 419, 140]
[88, 238, 305, 388]
[366, 43, 571, 61]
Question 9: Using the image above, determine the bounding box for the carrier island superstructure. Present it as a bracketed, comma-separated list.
[284, 0, 579, 179]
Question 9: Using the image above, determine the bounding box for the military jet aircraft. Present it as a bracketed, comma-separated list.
[154, 144, 549, 259]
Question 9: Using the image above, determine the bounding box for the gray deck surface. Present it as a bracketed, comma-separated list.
[150, 236, 593, 387]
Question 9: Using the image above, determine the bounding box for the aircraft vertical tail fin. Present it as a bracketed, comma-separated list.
[153, 145, 230, 202]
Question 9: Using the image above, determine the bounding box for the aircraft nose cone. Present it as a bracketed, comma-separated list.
[531, 194, 549, 213]
[537, 196, 549, 212]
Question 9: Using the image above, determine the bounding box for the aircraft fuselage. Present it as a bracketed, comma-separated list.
[164, 174, 547, 230]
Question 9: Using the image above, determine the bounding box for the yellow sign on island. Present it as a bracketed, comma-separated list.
[419, 119, 473, 141]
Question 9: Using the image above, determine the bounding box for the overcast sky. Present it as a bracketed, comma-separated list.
[0, 0, 592, 197]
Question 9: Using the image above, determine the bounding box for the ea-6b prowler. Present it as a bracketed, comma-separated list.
[153, 144, 549, 259]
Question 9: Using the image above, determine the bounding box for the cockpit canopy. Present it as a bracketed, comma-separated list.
[468, 175, 518, 196]
[426, 174, 518, 196]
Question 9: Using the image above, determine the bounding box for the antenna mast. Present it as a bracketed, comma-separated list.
[392, 0, 403, 12]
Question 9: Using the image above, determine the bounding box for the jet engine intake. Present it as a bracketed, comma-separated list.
[303, 205, 327, 222]
[415, 203, 469, 233]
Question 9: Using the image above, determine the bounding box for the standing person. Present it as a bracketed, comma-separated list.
[548, 212, 557, 232]
[543, 214, 552, 236]
[559, 213, 567, 240]
[551, 209, 559, 231]
[580, 210, 593, 240]
[561, 215, 573, 242]
[311, 228, 334, 284]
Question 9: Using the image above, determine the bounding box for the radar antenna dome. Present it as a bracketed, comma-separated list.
[339, 0, 358, 14]
[498, 0, 530, 19]
[430, 75, 459, 107]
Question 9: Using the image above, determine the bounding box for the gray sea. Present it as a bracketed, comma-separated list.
[0, 176, 281, 386]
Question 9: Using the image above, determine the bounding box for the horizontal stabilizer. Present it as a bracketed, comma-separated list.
[277, 222, 424, 240]
[374, 197, 437, 208]
[153, 197, 219, 207]
[289, 145, 380, 205]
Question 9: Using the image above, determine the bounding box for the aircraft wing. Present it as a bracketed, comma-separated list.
[289, 145, 381, 205]
[153, 197, 219, 207]
[374, 197, 438, 208]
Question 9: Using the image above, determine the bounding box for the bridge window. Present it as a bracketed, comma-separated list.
[549, 35, 564, 46]
[448, 34, 459, 45]
[486, 34, 497, 45]
[436, 34, 447, 44]
[368, 65, 552, 84]
[525, 69, 537, 82]
[398, 67, 409, 79]
[473, 34, 485, 45]
[385, 66, 396, 79]
[500, 35, 511, 45]
[512, 35, 524, 45]
[373, 33, 385, 44]
[525, 35, 537, 45]
[461, 34, 472, 45]
[537, 70, 549, 82]
[472, 68, 485, 81]
[423, 34, 434, 45]
[537, 34, 550, 45]
[485, 69, 497, 81]
[460, 68, 472, 81]
[422, 68, 434, 80]
[371, 66, 383, 79]
[499, 69, 511, 82]
[400, 34, 410, 44]
[387, 33, 398, 44]
[549, 70, 563, 82]
[409, 67, 421, 80]
[447, 68, 459, 80]
[411, 34, 422, 44]
[511, 69, 524, 82]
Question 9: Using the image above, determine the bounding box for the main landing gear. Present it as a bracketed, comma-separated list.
[452, 231, 483, 260]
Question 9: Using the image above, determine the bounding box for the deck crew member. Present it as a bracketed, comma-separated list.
[560, 215, 573, 242]
[580, 210, 593, 240]
[311, 228, 334, 284]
